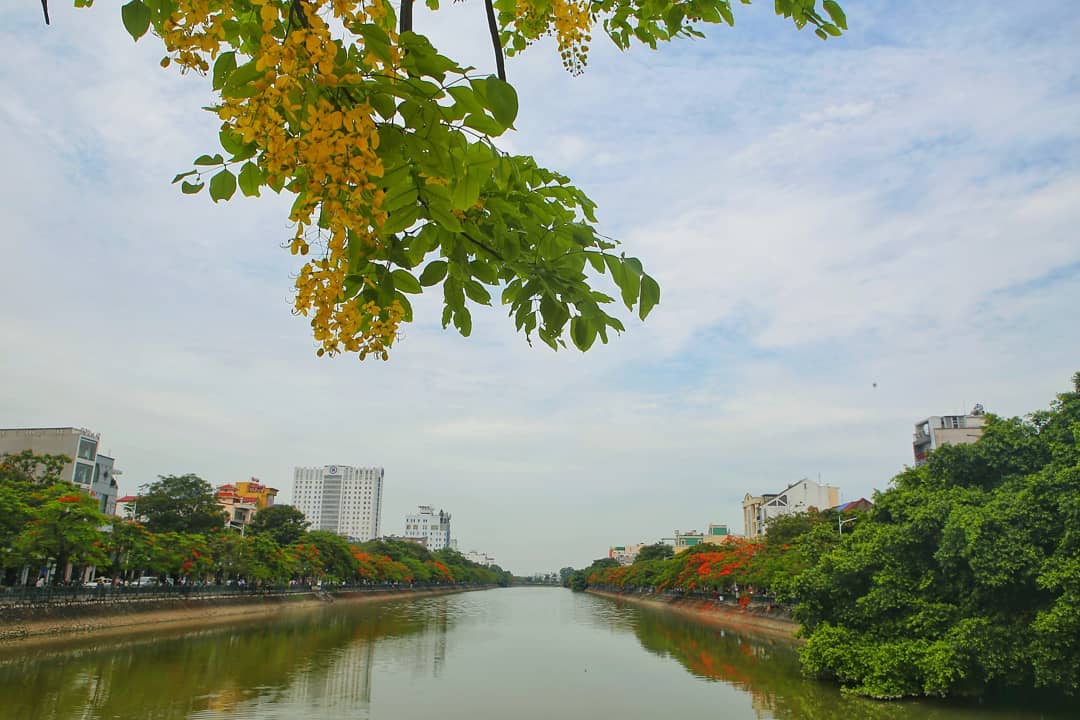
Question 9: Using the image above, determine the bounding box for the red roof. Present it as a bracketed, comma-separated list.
[117, 495, 140, 503]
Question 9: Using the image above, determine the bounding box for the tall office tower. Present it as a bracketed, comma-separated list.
[292, 465, 383, 541]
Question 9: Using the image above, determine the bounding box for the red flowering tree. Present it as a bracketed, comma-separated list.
[14, 484, 109, 583]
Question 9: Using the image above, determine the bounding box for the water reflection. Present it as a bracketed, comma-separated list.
[611, 596, 1066, 720]
[0, 597, 455, 720]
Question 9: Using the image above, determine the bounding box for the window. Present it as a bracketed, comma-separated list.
[73, 462, 94, 486]
[77, 437, 97, 461]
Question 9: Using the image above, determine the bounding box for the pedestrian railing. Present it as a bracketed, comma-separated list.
[0, 581, 484, 609]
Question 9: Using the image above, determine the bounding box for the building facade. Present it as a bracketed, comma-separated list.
[404, 505, 452, 551]
[292, 465, 383, 541]
[0, 426, 100, 489]
[608, 543, 645, 565]
[91, 454, 119, 515]
[742, 478, 841, 537]
[464, 550, 496, 566]
[0, 427, 120, 512]
[215, 478, 279, 529]
[913, 405, 987, 466]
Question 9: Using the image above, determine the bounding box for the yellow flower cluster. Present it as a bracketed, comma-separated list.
[159, 0, 404, 359]
[158, 0, 233, 71]
[551, 0, 593, 74]
[507, 0, 593, 74]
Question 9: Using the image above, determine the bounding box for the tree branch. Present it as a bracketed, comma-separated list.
[41, 0, 50, 25]
[400, 0, 414, 34]
[290, 0, 311, 29]
[484, 0, 507, 81]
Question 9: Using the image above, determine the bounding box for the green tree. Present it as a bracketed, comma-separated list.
[103, 519, 156, 581]
[0, 450, 69, 485]
[15, 484, 109, 584]
[302, 531, 359, 581]
[73, 0, 845, 360]
[138, 474, 226, 535]
[635, 543, 674, 562]
[796, 373, 1080, 699]
[248, 504, 310, 545]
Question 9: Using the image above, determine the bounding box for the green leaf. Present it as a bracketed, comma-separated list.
[455, 306, 473, 336]
[369, 91, 396, 121]
[570, 316, 597, 351]
[212, 52, 237, 91]
[218, 129, 250, 158]
[419, 261, 448, 286]
[464, 280, 492, 305]
[463, 113, 504, 137]
[181, 181, 204, 195]
[391, 269, 423, 294]
[539, 294, 570, 333]
[394, 292, 414, 322]
[209, 169, 237, 202]
[474, 77, 519, 128]
[194, 154, 224, 166]
[638, 273, 660, 320]
[121, 0, 151, 41]
[605, 256, 639, 310]
[172, 170, 197, 184]
[237, 162, 263, 197]
[822, 0, 847, 30]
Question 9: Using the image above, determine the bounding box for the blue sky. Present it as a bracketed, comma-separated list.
[1, 1, 1078, 573]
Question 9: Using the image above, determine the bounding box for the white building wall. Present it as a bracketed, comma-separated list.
[293, 465, 383, 541]
[404, 505, 451, 551]
[760, 479, 840, 527]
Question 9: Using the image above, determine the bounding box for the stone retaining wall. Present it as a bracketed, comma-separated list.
[0, 586, 489, 646]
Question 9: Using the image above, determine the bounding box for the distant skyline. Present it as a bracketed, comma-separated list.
[2, 2, 1078, 573]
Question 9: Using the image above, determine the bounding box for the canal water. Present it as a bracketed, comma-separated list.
[0, 588, 1070, 720]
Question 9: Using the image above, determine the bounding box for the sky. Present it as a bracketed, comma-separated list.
[1, 1, 1078, 574]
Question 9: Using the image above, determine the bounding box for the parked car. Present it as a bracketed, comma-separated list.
[135, 576, 159, 587]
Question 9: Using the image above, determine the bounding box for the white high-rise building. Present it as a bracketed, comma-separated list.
[404, 505, 451, 551]
[292, 465, 383, 541]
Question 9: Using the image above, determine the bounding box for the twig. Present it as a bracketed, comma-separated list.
[484, 0, 506, 81]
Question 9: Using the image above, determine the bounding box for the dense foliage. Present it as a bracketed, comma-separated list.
[564, 515, 842, 598]
[66, 0, 844, 359]
[796, 374, 1080, 699]
[138, 473, 227, 534]
[0, 458, 510, 587]
[565, 374, 1080, 701]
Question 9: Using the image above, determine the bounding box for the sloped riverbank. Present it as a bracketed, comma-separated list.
[586, 588, 800, 640]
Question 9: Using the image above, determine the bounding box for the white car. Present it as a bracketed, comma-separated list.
[135, 576, 159, 587]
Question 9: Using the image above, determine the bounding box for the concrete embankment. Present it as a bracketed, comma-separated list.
[0, 586, 489, 647]
[587, 589, 800, 640]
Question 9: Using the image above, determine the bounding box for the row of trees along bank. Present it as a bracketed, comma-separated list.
[0, 458, 511, 588]
[563, 372, 1080, 701]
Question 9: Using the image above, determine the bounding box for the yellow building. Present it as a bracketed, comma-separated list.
[235, 478, 278, 509]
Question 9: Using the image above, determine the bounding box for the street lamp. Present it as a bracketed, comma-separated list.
[838, 516, 857, 535]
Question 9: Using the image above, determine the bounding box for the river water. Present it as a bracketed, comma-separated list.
[0, 588, 1070, 720]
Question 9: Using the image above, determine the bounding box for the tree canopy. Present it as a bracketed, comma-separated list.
[69, 0, 845, 359]
[138, 473, 227, 534]
[248, 503, 311, 545]
[635, 542, 674, 562]
[795, 374, 1080, 699]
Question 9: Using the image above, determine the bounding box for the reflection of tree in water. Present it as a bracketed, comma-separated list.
[0, 600, 454, 720]
[624, 606, 1005, 720]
